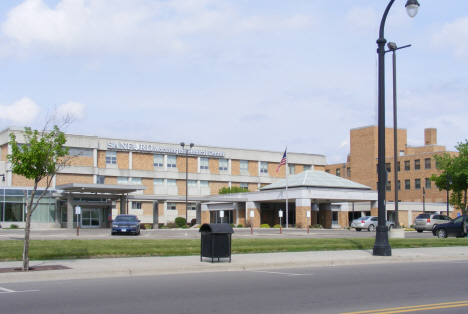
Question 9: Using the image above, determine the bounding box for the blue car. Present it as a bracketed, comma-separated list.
[432, 215, 468, 238]
[111, 214, 141, 235]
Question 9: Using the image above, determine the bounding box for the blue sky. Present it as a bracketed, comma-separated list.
[0, 0, 467, 164]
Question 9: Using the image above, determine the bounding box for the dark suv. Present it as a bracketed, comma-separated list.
[413, 213, 451, 232]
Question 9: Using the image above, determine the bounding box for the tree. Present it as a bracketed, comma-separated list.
[430, 140, 468, 215]
[218, 186, 250, 194]
[7, 116, 73, 271]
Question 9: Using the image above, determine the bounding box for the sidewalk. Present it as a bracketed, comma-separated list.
[1, 246, 468, 283]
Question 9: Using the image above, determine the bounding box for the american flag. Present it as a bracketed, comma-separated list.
[276, 149, 287, 172]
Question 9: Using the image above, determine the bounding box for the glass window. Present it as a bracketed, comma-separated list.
[187, 203, 196, 210]
[386, 181, 391, 191]
[415, 179, 421, 189]
[425, 178, 431, 189]
[405, 180, 410, 190]
[4, 203, 23, 221]
[240, 160, 248, 172]
[347, 167, 351, 177]
[397, 180, 400, 191]
[131, 177, 142, 185]
[106, 151, 117, 164]
[97, 176, 105, 184]
[154, 155, 164, 167]
[132, 202, 142, 210]
[117, 177, 128, 184]
[415, 159, 420, 170]
[154, 178, 164, 185]
[405, 161, 410, 171]
[167, 179, 177, 186]
[304, 165, 312, 171]
[200, 158, 209, 170]
[336, 168, 341, 177]
[188, 180, 197, 186]
[425, 158, 431, 169]
[386, 163, 391, 173]
[397, 162, 400, 172]
[200, 181, 209, 187]
[332, 212, 339, 225]
[288, 164, 295, 175]
[219, 159, 228, 171]
[167, 155, 177, 168]
[325, 170, 330, 173]
[240, 182, 248, 190]
[167, 202, 177, 210]
[260, 162, 268, 173]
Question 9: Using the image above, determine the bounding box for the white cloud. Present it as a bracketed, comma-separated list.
[0, 97, 40, 124]
[432, 16, 468, 57]
[57, 101, 86, 120]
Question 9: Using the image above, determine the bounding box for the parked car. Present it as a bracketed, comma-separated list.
[350, 216, 395, 231]
[432, 215, 468, 238]
[111, 214, 141, 235]
[413, 213, 451, 233]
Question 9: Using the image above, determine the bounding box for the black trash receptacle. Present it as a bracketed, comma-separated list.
[199, 223, 234, 263]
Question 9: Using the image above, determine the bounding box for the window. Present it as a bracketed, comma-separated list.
[219, 159, 228, 171]
[404, 161, 410, 171]
[336, 168, 341, 177]
[405, 180, 410, 190]
[188, 180, 197, 186]
[117, 177, 128, 184]
[415, 179, 421, 189]
[399, 151, 404, 156]
[200, 158, 209, 170]
[415, 159, 420, 170]
[240, 160, 248, 172]
[304, 165, 312, 171]
[397, 180, 401, 191]
[425, 158, 431, 169]
[167, 179, 176, 186]
[260, 162, 268, 173]
[288, 164, 295, 175]
[347, 167, 351, 177]
[386, 163, 391, 173]
[240, 182, 248, 190]
[425, 178, 431, 189]
[132, 202, 142, 210]
[187, 203, 196, 210]
[325, 170, 330, 173]
[200, 181, 209, 187]
[167, 202, 177, 210]
[97, 176, 105, 184]
[154, 178, 163, 185]
[397, 162, 400, 172]
[386, 181, 391, 191]
[106, 151, 117, 164]
[131, 177, 142, 185]
[167, 155, 177, 168]
[154, 155, 164, 167]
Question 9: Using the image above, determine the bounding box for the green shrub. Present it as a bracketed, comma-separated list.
[237, 224, 243, 228]
[143, 224, 152, 230]
[174, 217, 186, 228]
[260, 224, 270, 228]
[181, 225, 189, 229]
[314, 224, 322, 229]
[10, 224, 19, 229]
[190, 219, 197, 226]
[166, 223, 176, 229]
[273, 224, 281, 228]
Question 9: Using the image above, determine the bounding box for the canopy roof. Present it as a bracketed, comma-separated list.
[260, 170, 371, 190]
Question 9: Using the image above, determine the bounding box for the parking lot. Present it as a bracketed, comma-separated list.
[0, 227, 434, 241]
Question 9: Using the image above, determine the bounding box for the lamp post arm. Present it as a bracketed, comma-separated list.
[379, 0, 396, 42]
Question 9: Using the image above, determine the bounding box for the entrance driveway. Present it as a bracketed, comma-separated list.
[0, 227, 434, 240]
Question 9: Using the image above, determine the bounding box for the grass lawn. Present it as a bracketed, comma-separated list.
[1, 238, 468, 261]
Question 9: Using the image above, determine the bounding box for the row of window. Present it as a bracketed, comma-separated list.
[130, 202, 197, 210]
[98, 176, 250, 189]
[106, 151, 312, 174]
[383, 178, 432, 191]
[382, 158, 433, 173]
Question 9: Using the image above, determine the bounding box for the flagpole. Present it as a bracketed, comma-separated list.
[285, 146, 289, 229]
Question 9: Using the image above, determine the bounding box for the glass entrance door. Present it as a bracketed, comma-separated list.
[81, 209, 100, 228]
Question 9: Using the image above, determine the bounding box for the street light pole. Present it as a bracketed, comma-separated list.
[180, 142, 194, 225]
[386, 42, 411, 228]
[374, 0, 419, 257]
[423, 187, 426, 213]
[447, 172, 452, 217]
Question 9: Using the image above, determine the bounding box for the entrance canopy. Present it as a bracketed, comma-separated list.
[54, 183, 147, 196]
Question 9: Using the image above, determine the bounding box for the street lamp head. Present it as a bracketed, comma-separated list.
[405, 0, 420, 18]
[190, 143, 194, 148]
[180, 142, 185, 148]
[387, 42, 397, 50]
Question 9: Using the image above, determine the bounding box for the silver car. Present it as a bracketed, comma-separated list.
[351, 216, 395, 232]
[413, 213, 451, 233]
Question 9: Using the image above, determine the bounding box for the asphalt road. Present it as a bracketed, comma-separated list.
[0, 227, 435, 241]
[1, 260, 467, 314]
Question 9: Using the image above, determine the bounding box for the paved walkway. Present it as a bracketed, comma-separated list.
[1, 246, 468, 283]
